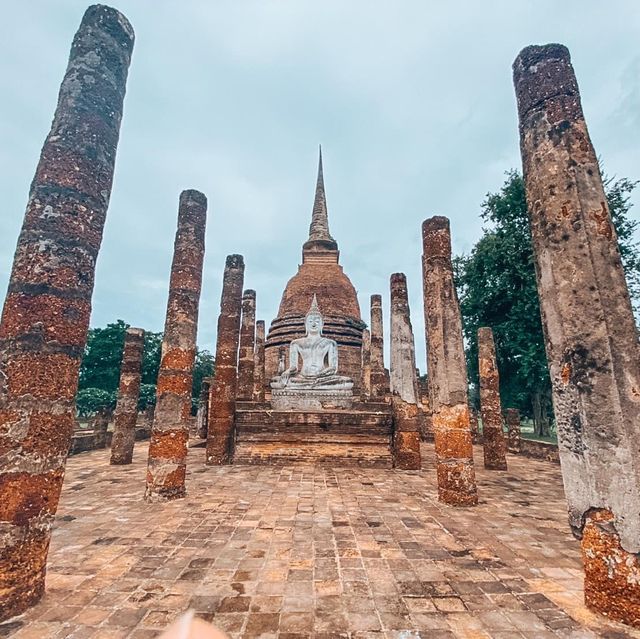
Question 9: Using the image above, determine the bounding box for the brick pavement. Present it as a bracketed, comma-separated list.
[1, 444, 638, 639]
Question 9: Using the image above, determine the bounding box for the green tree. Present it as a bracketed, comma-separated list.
[79, 320, 128, 393]
[455, 170, 639, 436]
[191, 349, 215, 414]
[76, 388, 116, 417]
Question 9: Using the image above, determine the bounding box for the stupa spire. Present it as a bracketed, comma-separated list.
[308, 146, 335, 242]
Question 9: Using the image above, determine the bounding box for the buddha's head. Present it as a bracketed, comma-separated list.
[305, 294, 324, 336]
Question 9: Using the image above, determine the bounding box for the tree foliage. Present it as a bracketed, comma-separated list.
[455, 170, 639, 436]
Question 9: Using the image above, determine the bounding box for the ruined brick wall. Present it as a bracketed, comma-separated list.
[0, 5, 134, 621]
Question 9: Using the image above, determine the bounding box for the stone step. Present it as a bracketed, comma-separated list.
[237, 431, 391, 445]
[233, 442, 393, 468]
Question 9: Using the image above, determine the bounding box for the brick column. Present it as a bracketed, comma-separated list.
[110, 328, 145, 465]
[206, 255, 245, 464]
[195, 377, 211, 439]
[93, 408, 112, 449]
[478, 327, 507, 470]
[514, 43, 640, 626]
[237, 290, 256, 401]
[253, 320, 266, 402]
[0, 7, 133, 619]
[389, 273, 421, 470]
[361, 328, 372, 400]
[505, 408, 521, 454]
[422, 216, 478, 506]
[145, 190, 207, 501]
[369, 294, 388, 399]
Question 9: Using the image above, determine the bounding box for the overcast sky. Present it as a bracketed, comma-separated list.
[1, 1, 638, 369]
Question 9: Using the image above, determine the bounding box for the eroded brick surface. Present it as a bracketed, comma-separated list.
[1, 444, 638, 638]
[389, 274, 421, 470]
[369, 295, 389, 400]
[478, 328, 507, 471]
[514, 43, 640, 623]
[110, 328, 145, 466]
[422, 217, 478, 506]
[506, 409, 521, 455]
[206, 255, 245, 465]
[252, 321, 266, 403]
[145, 190, 207, 502]
[237, 291, 256, 402]
[0, 5, 134, 620]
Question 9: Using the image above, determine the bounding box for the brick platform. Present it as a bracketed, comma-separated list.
[1, 444, 638, 638]
[234, 404, 393, 467]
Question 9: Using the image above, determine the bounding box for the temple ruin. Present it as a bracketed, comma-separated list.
[0, 4, 638, 636]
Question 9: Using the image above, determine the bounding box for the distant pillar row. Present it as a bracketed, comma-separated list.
[478, 327, 507, 470]
[206, 255, 245, 464]
[237, 290, 256, 401]
[389, 274, 422, 470]
[514, 43, 640, 626]
[145, 190, 207, 501]
[422, 217, 478, 506]
[253, 320, 266, 402]
[0, 5, 135, 621]
[110, 328, 145, 465]
[369, 294, 388, 399]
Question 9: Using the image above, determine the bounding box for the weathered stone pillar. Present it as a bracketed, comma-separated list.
[93, 407, 112, 449]
[422, 217, 478, 506]
[206, 255, 245, 464]
[389, 274, 422, 470]
[0, 7, 134, 619]
[361, 329, 372, 400]
[468, 407, 479, 443]
[195, 377, 211, 439]
[110, 328, 145, 465]
[417, 375, 433, 440]
[505, 408, 521, 454]
[514, 43, 640, 626]
[478, 327, 507, 470]
[145, 190, 207, 501]
[237, 290, 256, 401]
[253, 321, 266, 402]
[369, 294, 388, 399]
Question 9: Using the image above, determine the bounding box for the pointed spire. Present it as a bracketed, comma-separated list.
[308, 145, 335, 242]
[306, 293, 322, 317]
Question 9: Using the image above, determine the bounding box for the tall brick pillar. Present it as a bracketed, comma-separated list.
[110, 328, 145, 465]
[370, 294, 388, 399]
[237, 290, 256, 401]
[389, 274, 422, 470]
[422, 217, 478, 506]
[195, 377, 211, 439]
[0, 7, 134, 619]
[505, 408, 521, 454]
[478, 327, 507, 470]
[361, 329, 372, 400]
[514, 43, 640, 626]
[93, 407, 112, 449]
[206, 255, 245, 464]
[253, 320, 266, 402]
[145, 190, 207, 501]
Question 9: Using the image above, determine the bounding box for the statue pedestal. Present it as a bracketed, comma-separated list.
[271, 388, 354, 410]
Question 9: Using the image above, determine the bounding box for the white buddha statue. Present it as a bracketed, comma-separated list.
[271, 296, 353, 405]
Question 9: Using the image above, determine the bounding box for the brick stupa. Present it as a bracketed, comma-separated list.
[264, 149, 365, 389]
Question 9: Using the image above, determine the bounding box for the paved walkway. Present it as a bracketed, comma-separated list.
[1, 444, 638, 639]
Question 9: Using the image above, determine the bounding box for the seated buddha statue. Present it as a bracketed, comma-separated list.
[271, 295, 353, 392]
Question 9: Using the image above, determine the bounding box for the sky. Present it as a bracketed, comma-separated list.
[0, 1, 639, 370]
